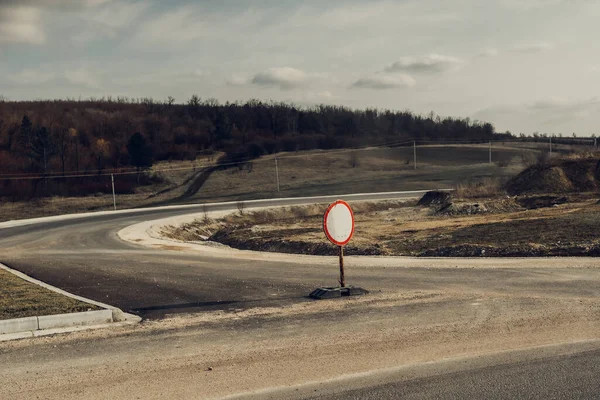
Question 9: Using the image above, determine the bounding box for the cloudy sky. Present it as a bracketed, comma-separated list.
[1, 0, 600, 134]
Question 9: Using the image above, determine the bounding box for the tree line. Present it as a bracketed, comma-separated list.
[0, 96, 506, 199]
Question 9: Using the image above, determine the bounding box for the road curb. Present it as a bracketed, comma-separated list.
[0, 263, 141, 342]
[118, 190, 436, 265]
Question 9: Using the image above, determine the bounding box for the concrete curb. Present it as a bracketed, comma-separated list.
[118, 190, 435, 266]
[0, 263, 141, 342]
[0, 189, 447, 229]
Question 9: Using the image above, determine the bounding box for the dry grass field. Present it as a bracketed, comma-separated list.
[0, 142, 582, 222]
[182, 143, 540, 203]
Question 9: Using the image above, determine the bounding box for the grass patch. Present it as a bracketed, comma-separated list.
[455, 177, 505, 199]
[0, 269, 99, 320]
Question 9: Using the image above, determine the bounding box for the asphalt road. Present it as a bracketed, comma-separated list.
[306, 348, 600, 400]
[0, 191, 433, 318]
[2, 190, 600, 399]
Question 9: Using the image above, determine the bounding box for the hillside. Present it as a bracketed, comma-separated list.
[0, 143, 538, 222]
[0, 98, 505, 199]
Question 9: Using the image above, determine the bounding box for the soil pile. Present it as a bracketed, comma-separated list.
[417, 191, 452, 207]
[506, 157, 600, 195]
[436, 203, 488, 216]
[517, 195, 568, 209]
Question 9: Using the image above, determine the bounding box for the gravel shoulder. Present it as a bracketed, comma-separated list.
[2, 285, 600, 399]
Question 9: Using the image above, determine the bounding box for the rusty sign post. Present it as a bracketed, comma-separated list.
[310, 200, 368, 299]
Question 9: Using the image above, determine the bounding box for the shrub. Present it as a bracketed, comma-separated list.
[495, 158, 511, 168]
[349, 151, 359, 168]
[236, 200, 245, 215]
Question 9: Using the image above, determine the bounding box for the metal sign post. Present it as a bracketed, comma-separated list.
[338, 245, 345, 287]
[310, 200, 368, 299]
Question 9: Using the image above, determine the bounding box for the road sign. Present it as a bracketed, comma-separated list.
[323, 200, 354, 247]
[310, 200, 367, 297]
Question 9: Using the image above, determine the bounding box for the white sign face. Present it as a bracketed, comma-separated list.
[323, 200, 354, 246]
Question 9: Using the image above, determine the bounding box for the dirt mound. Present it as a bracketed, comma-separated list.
[417, 191, 452, 207]
[436, 202, 488, 216]
[435, 198, 521, 216]
[506, 158, 600, 195]
[517, 195, 568, 209]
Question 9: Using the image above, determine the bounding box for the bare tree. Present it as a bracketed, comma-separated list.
[236, 200, 245, 215]
[53, 127, 69, 175]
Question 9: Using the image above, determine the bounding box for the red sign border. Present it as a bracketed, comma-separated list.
[323, 200, 355, 247]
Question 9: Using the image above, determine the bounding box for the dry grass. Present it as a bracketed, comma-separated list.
[185, 145, 535, 203]
[0, 144, 559, 222]
[454, 178, 505, 199]
[166, 196, 600, 257]
[0, 269, 99, 320]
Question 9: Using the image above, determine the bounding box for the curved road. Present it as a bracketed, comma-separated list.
[1, 191, 600, 399]
[0, 191, 435, 318]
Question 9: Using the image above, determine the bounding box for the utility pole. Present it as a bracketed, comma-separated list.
[413, 141, 417, 170]
[489, 141, 492, 164]
[595, 137, 597, 149]
[549, 136, 552, 154]
[275, 158, 280, 193]
[111, 174, 117, 211]
[43, 147, 48, 189]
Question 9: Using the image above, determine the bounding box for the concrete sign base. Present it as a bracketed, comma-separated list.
[309, 286, 369, 300]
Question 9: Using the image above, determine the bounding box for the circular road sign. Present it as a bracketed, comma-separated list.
[323, 200, 355, 246]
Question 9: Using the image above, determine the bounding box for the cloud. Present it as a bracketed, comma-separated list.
[194, 69, 211, 78]
[384, 54, 465, 74]
[473, 97, 600, 134]
[133, 5, 207, 44]
[0, 5, 45, 44]
[8, 68, 55, 84]
[351, 74, 415, 90]
[0, 0, 111, 6]
[251, 67, 309, 90]
[0, 0, 119, 45]
[480, 48, 499, 57]
[64, 67, 100, 88]
[511, 42, 553, 53]
[72, 1, 148, 45]
[225, 74, 249, 86]
[499, 0, 568, 10]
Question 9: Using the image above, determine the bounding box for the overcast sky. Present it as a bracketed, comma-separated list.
[1, 0, 599, 135]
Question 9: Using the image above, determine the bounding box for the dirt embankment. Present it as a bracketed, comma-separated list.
[506, 155, 600, 195]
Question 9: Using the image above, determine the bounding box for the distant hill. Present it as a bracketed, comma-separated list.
[0, 97, 507, 198]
